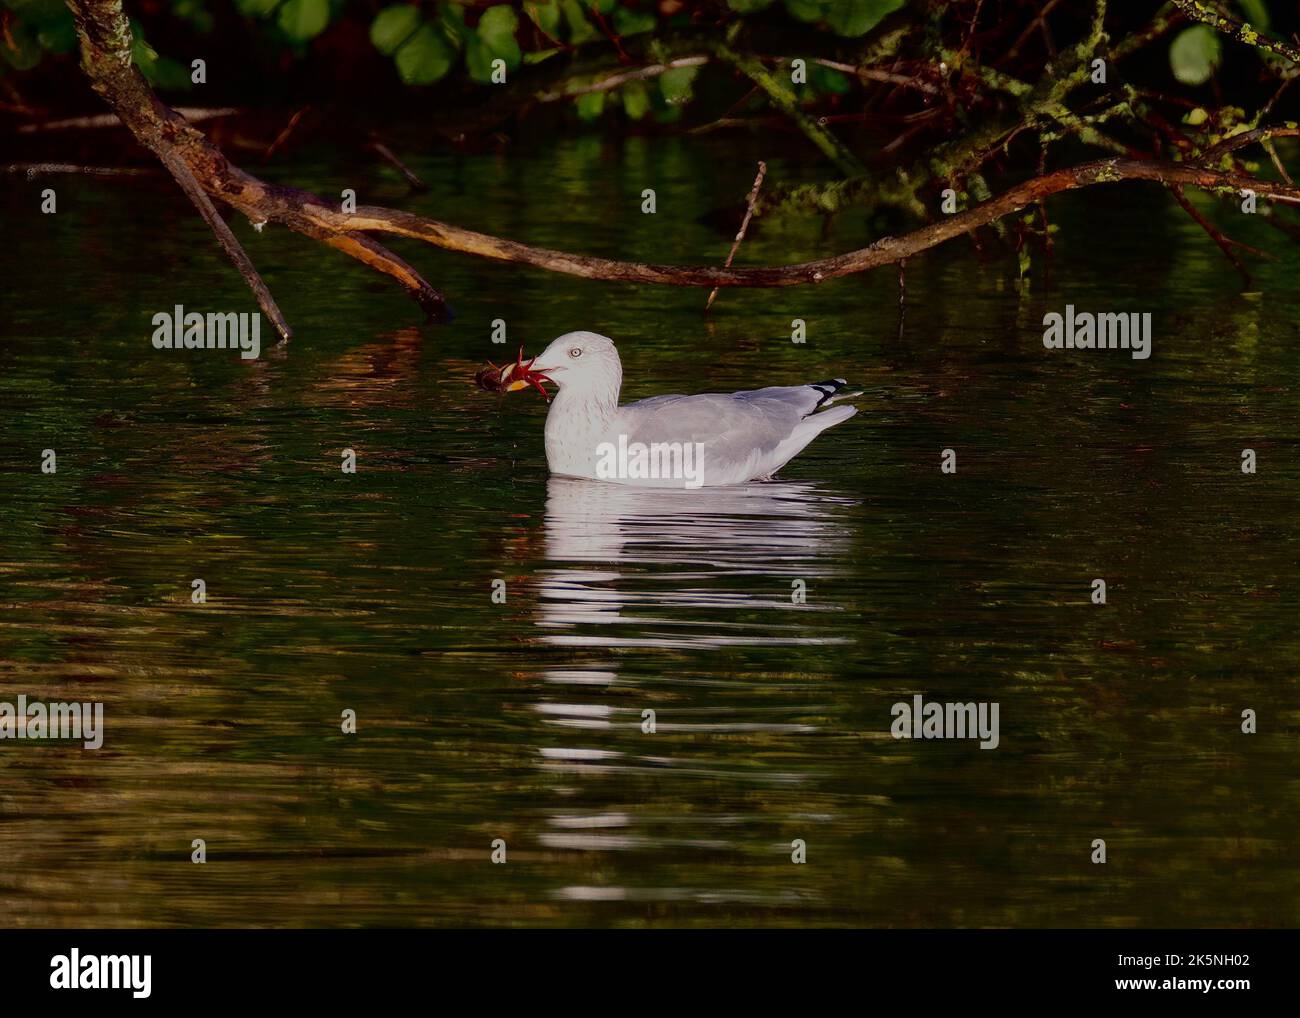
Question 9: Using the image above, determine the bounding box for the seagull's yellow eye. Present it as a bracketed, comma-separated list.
[568, 347, 582, 358]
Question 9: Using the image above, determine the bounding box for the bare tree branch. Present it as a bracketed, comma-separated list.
[332, 159, 1300, 287]
[152, 143, 292, 341]
[62, 0, 1300, 336]
[1203, 124, 1300, 161]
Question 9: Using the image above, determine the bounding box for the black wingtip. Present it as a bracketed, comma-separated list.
[809, 378, 852, 408]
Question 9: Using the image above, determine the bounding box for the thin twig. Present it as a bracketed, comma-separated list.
[959, 0, 986, 58]
[368, 138, 429, 191]
[4, 162, 155, 178]
[18, 107, 238, 133]
[587, 4, 631, 64]
[803, 58, 940, 95]
[1257, 74, 1295, 121]
[153, 145, 293, 341]
[1002, 0, 1065, 63]
[1167, 183, 1267, 286]
[1258, 139, 1294, 187]
[1111, 1, 1179, 61]
[535, 56, 709, 101]
[706, 161, 767, 311]
[265, 105, 312, 159]
[1203, 124, 1300, 162]
[714, 41, 866, 177]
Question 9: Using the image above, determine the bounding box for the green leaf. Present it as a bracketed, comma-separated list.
[612, 7, 656, 36]
[153, 56, 194, 91]
[561, 0, 599, 44]
[809, 63, 850, 93]
[726, 0, 776, 10]
[621, 80, 651, 121]
[465, 33, 494, 82]
[524, 1, 562, 36]
[1237, 0, 1270, 30]
[825, 0, 903, 37]
[659, 64, 698, 105]
[590, 0, 618, 12]
[437, 2, 469, 46]
[1170, 24, 1222, 86]
[477, 5, 521, 67]
[784, 0, 829, 23]
[0, 0, 65, 25]
[1, 19, 42, 70]
[576, 90, 605, 121]
[371, 6, 422, 56]
[278, 0, 330, 41]
[395, 22, 454, 84]
[129, 22, 159, 77]
[524, 47, 563, 64]
[173, 0, 216, 33]
[35, 12, 76, 54]
[234, 0, 281, 18]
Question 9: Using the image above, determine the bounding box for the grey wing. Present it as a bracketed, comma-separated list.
[730, 379, 854, 418]
[618, 381, 849, 465]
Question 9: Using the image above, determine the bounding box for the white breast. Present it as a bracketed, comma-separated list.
[544, 392, 614, 480]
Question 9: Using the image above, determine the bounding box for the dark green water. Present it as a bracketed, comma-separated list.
[2, 136, 1298, 927]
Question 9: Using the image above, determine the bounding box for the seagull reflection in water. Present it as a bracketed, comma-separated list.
[532, 476, 857, 649]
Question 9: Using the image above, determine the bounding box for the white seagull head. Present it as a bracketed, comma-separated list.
[530, 331, 623, 401]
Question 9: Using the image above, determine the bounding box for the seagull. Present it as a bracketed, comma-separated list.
[495, 331, 858, 488]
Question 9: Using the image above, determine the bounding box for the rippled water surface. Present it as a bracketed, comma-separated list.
[2, 135, 1299, 927]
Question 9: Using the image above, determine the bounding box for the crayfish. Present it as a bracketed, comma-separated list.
[474, 346, 554, 401]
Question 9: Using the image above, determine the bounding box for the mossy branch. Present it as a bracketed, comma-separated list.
[761, 0, 1125, 218]
[713, 39, 866, 178]
[1171, 0, 1300, 66]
